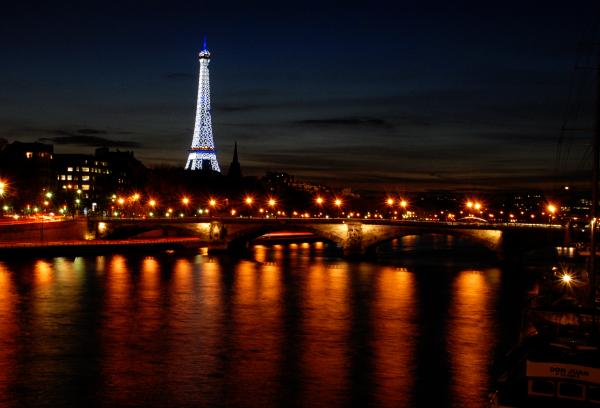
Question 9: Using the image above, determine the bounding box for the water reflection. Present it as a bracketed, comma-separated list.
[448, 269, 499, 407]
[373, 267, 417, 407]
[303, 262, 350, 406]
[0, 242, 522, 407]
[0, 262, 17, 406]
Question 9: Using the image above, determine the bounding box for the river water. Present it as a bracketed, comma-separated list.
[0, 235, 543, 407]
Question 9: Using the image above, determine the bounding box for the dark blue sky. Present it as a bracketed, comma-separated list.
[1, 1, 598, 191]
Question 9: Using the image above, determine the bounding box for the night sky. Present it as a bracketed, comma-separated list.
[1, 1, 599, 191]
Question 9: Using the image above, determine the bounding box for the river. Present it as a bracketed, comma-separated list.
[0, 235, 543, 407]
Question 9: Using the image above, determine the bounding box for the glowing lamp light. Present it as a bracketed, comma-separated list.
[466, 201, 473, 209]
[547, 204, 557, 214]
[0, 180, 5, 196]
[268, 198, 276, 207]
[117, 198, 125, 205]
[334, 198, 342, 207]
[245, 196, 253, 205]
[386, 198, 395, 206]
[400, 200, 408, 208]
[182, 197, 190, 205]
[149, 199, 157, 207]
[209, 199, 217, 207]
[474, 202, 482, 210]
[315, 196, 324, 205]
[561, 273, 573, 285]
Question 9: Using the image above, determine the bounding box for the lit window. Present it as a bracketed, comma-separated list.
[60, 175, 66, 180]
[62, 185, 67, 189]
[67, 175, 72, 180]
[25, 152, 33, 158]
[67, 167, 73, 172]
[82, 167, 89, 172]
[82, 185, 90, 191]
[82, 175, 90, 181]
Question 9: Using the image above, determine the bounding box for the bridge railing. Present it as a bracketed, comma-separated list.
[88, 216, 564, 230]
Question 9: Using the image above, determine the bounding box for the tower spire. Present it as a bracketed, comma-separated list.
[184, 40, 220, 172]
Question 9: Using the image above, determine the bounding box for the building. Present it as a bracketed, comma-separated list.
[53, 148, 145, 211]
[0, 141, 54, 205]
[53, 154, 110, 197]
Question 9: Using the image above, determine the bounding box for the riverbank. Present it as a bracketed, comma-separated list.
[0, 237, 204, 257]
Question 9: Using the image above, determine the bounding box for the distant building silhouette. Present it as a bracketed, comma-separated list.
[227, 142, 242, 179]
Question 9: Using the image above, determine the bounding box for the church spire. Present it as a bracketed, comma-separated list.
[227, 141, 242, 179]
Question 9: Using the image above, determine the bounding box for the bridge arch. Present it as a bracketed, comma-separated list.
[224, 224, 345, 252]
[100, 223, 199, 239]
[360, 227, 503, 256]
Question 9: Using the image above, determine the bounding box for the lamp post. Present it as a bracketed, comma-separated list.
[209, 199, 217, 218]
[547, 204, 557, 225]
[244, 196, 253, 217]
[334, 198, 343, 218]
[268, 198, 276, 217]
[181, 196, 190, 217]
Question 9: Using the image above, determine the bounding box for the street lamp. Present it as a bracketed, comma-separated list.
[0, 180, 5, 197]
[547, 204, 557, 224]
[334, 198, 343, 217]
[209, 199, 217, 217]
[268, 198, 277, 217]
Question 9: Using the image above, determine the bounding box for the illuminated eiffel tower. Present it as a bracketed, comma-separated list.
[185, 38, 220, 172]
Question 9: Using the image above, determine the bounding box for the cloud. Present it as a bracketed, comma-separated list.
[165, 72, 196, 80]
[39, 135, 141, 148]
[214, 104, 266, 113]
[32, 128, 141, 148]
[76, 128, 108, 135]
[292, 116, 394, 129]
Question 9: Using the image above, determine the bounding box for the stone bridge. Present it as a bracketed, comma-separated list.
[90, 217, 566, 258]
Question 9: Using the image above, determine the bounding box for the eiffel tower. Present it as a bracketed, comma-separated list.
[185, 38, 220, 172]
